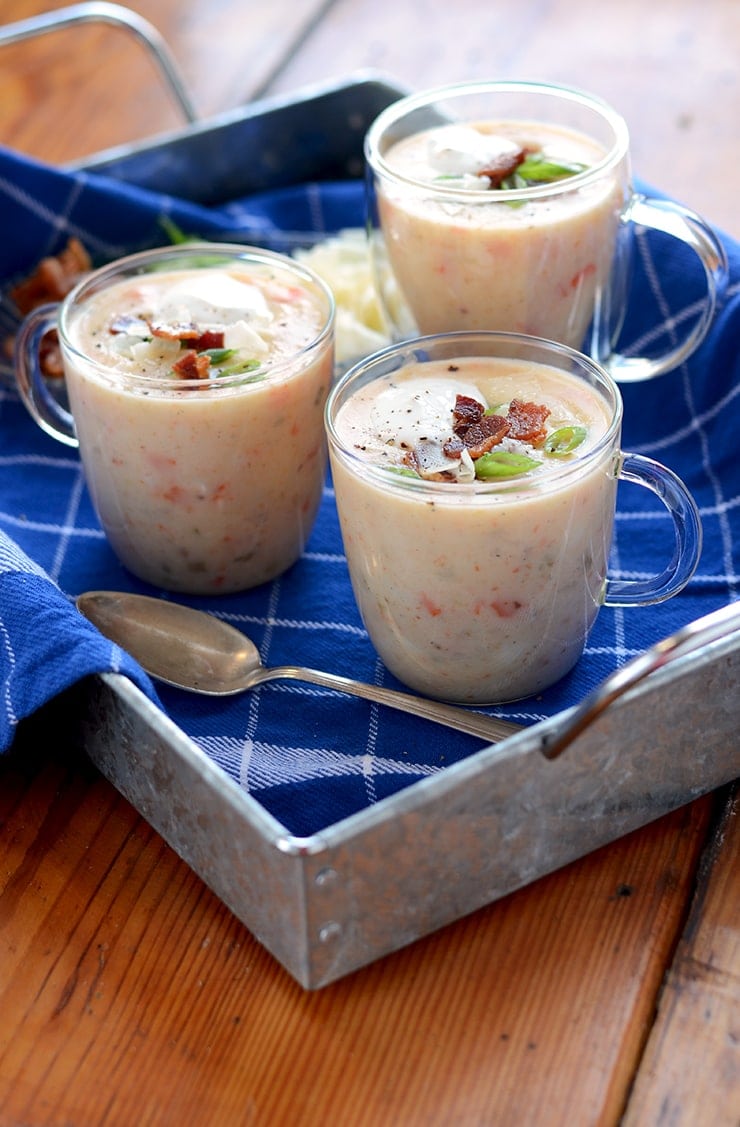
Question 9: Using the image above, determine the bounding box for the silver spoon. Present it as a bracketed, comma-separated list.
[76, 590, 522, 744]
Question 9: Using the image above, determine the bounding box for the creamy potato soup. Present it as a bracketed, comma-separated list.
[64, 258, 333, 593]
[329, 356, 616, 702]
[377, 120, 625, 346]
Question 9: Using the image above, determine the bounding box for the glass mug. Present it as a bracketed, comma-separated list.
[325, 331, 702, 704]
[15, 243, 335, 594]
[364, 81, 728, 383]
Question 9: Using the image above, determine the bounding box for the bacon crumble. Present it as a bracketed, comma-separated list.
[479, 146, 526, 188]
[190, 329, 225, 351]
[408, 392, 551, 479]
[450, 393, 510, 457]
[457, 413, 510, 458]
[451, 394, 484, 430]
[172, 349, 211, 379]
[505, 399, 551, 445]
[7, 238, 92, 378]
[10, 238, 91, 315]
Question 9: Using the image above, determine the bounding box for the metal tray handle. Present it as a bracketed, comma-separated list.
[541, 600, 740, 759]
[0, 2, 197, 124]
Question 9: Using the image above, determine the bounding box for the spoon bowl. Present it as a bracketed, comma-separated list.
[76, 590, 522, 744]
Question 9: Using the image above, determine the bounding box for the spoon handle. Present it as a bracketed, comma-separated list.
[253, 664, 522, 743]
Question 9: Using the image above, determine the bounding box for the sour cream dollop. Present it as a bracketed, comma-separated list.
[340, 374, 483, 461]
[428, 124, 522, 179]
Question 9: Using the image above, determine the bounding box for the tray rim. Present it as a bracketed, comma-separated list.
[96, 615, 739, 856]
[73, 69, 410, 177]
[75, 619, 738, 988]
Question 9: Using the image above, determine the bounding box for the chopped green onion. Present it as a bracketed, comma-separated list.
[499, 152, 588, 192]
[202, 348, 237, 365]
[500, 171, 528, 191]
[217, 358, 262, 377]
[515, 154, 587, 182]
[386, 464, 420, 478]
[544, 425, 588, 456]
[232, 372, 267, 385]
[474, 451, 540, 479]
[158, 215, 195, 244]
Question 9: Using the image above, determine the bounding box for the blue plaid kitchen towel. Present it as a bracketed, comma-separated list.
[1, 143, 738, 836]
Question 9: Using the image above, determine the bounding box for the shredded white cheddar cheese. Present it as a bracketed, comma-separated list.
[294, 229, 403, 364]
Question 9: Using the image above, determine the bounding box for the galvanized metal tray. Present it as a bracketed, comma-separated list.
[4, 7, 739, 989]
[73, 604, 738, 989]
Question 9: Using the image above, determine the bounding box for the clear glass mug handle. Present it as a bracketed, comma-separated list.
[608, 197, 729, 383]
[604, 452, 702, 606]
[13, 303, 78, 447]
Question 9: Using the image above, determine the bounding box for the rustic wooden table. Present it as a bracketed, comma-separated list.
[1, 3, 738, 1124]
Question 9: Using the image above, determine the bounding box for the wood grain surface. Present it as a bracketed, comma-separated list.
[2, 719, 734, 1126]
[2, 0, 737, 236]
[0, 2, 738, 1124]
